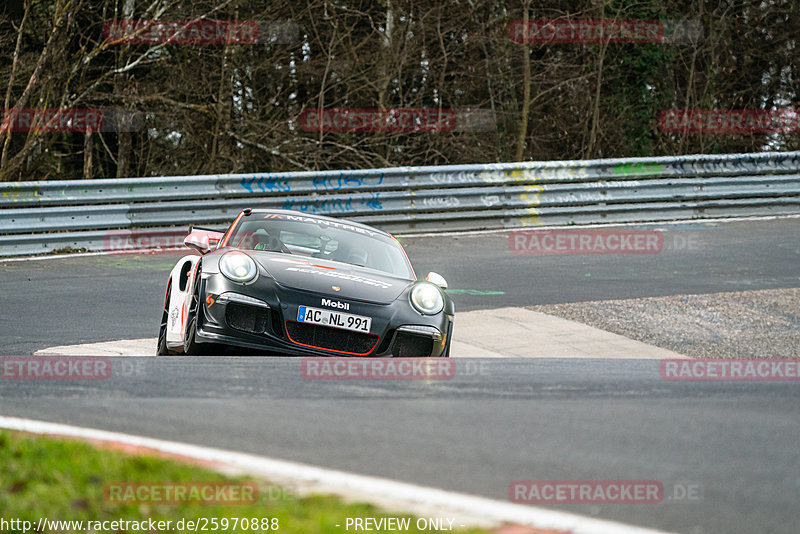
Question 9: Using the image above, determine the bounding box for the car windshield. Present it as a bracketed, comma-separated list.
[225, 213, 413, 279]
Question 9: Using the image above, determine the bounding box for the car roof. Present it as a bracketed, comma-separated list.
[241, 208, 394, 239]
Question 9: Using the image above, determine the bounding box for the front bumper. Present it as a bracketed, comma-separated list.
[195, 274, 452, 357]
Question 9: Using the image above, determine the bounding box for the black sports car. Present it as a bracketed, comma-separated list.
[157, 209, 454, 357]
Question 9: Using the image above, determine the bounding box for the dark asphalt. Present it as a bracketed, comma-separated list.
[1, 217, 798, 355]
[0, 358, 798, 534]
[1, 217, 799, 534]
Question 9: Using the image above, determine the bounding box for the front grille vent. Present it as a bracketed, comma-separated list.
[285, 321, 378, 355]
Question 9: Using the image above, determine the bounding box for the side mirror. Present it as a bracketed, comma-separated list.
[184, 227, 224, 255]
[425, 271, 448, 289]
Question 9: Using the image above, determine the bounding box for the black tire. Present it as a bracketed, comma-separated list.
[184, 264, 210, 355]
[156, 281, 179, 356]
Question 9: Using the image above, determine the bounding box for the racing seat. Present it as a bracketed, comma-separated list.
[331, 242, 368, 267]
[253, 232, 291, 254]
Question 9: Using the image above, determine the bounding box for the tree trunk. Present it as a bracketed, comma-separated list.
[115, 0, 135, 178]
[514, 0, 531, 162]
[82, 128, 93, 179]
[0, 0, 31, 176]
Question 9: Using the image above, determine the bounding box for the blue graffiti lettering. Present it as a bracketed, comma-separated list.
[361, 192, 382, 210]
[241, 175, 292, 194]
[282, 197, 357, 214]
[312, 172, 385, 191]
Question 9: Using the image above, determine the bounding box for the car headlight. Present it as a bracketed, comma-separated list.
[219, 251, 258, 283]
[409, 283, 444, 315]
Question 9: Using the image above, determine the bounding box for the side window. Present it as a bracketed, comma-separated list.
[233, 230, 263, 250]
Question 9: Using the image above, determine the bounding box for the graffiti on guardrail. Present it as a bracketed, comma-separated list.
[478, 166, 591, 185]
[312, 173, 385, 191]
[612, 162, 667, 177]
[1, 151, 797, 257]
[1, 190, 32, 202]
[239, 172, 386, 194]
[240, 175, 292, 194]
[481, 195, 502, 207]
[429, 171, 481, 185]
[421, 196, 460, 209]
[661, 157, 795, 176]
[280, 192, 383, 214]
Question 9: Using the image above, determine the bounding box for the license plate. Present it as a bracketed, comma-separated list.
[297, 306, 372, 333]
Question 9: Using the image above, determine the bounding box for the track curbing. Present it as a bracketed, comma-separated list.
[0, 415, 675, 534]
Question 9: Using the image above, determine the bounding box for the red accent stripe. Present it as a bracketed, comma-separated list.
[219, 211, 245, 247]
[284, 321, 379, 356]
[163, 278, 172, 309]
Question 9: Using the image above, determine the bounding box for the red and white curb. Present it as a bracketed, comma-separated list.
[0, 416, 674, 534]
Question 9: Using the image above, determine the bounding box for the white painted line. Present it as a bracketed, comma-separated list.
[0, 247, 185, 263]
[32, 306, 689, 359]
[34, 338, 157, 356]
[31, 307, 690, 359]
[454, 308, 687, 359]
[0, 415, 675, 534]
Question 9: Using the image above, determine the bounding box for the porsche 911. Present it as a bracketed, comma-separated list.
[157, 209, 454, 357]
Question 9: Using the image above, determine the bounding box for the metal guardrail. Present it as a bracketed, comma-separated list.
[1, 151, 799, 256]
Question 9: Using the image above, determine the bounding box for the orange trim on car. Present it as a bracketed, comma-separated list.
[398, 242, 416, 280]
[219, 211, 245, 247]
[180, 302, 186, 341]
[163, 278, 172, 309]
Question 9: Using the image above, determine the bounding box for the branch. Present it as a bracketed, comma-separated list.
[226, 131, 313, 171]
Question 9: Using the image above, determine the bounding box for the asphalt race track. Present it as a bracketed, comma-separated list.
[1, 217, 799, 356]
[1, 217, 799, 534]
[1, 358, 798, 534]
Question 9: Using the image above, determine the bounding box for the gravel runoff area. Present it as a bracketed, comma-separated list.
[529, 288, 800, 359]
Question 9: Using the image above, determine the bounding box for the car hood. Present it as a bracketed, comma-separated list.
[251, 252, 413, 304]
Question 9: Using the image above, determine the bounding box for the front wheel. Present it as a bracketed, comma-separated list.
[156, 281, 179, 356]
[184, 265, 211, 355]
